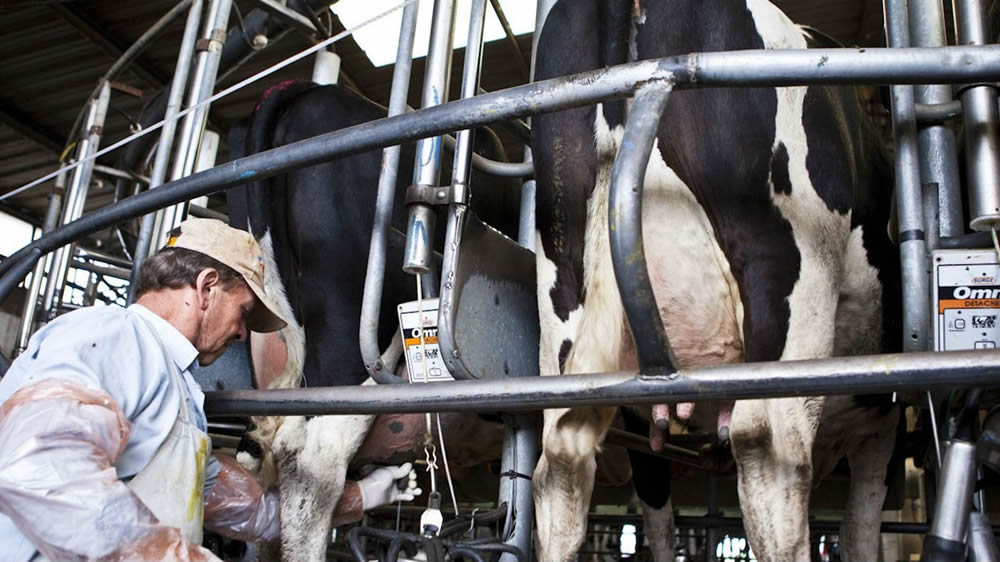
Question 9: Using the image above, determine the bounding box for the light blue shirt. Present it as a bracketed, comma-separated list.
[0, 304, 221, 561]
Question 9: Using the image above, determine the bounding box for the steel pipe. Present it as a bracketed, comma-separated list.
[910, 0, 964, 238]
[92, 164, 151, 185]
[955, 0, 1000, 231]
[4, 46, 1000, 284]
[203, 349, 1000, 417]
[42, 81, 110, 321]
[359, 0, 420, 384]
[441, 134, 534, 177]
[129, 0, 204, 303]
[16, 169, 68, 355]
[74, 247, 133, 270]
[438, 0, 488, 381]
[154, 0, 234, 247]
[454, 0, 489, 193]
[403, 0, 456, 275]
[923, 439, 978, 560]
[609, 82, 677, 372]
[885, 0, 931, 352]
[916, 100, 963, 124]
[187, 203, 228, 222]
[603, 426, 701, 467]
[70, 259, 131, 281]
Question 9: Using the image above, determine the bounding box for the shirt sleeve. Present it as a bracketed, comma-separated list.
[0, 379, 219, 561]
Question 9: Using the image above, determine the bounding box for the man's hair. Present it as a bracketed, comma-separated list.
[135, 246, 245, 299]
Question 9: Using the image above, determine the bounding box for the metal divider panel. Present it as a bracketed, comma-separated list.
[439, 209, 539, 380]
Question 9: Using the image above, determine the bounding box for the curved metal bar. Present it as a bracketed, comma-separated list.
[4, 47, 1000, 285]
[203, 349, 1000, 417]
[915, 101, 963, 124]
[609, 82, 676, 372]
[65, 0, 195, 146]
[359, 0, 419, 384]
[0, 249, 43, 374]
[441, 134, 534, 178]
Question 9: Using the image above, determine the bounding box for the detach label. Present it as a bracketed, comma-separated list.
[397, 298, 454, 382]
[933, 250, 1000, 351]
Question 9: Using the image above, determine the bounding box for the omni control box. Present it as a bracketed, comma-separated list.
[933, 249, 1000, 351]
[397, 298, 454, 382]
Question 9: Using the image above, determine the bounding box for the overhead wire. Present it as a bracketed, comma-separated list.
[2, 0, 416, 203]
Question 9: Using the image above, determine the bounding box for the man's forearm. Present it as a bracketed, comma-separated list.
[0, 380, 217, 561]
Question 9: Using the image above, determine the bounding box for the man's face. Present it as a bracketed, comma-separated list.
[196, 281, 256, 366]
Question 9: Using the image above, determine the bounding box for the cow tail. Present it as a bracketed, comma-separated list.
[240, 230, 306, 487]
[231, 81, 315, 484]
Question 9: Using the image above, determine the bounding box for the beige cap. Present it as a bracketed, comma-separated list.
[164, 218, 288, 333]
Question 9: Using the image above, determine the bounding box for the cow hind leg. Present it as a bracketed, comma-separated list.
[621, 408, 674, 562]
[840, 411, 897, 562]
[732, 397, 822, 562]
[533, 406, 616, 561]
[274, 413, 375, 562]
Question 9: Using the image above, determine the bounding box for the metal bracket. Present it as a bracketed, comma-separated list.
[406, 183, 470, 206]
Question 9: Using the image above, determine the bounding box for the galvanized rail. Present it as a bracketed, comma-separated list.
[203, 350, 1000, 417]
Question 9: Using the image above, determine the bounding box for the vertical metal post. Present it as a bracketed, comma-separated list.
[498, 413, 538, 562]
[41, 81, 110, 320]
[909, 0, 964, 238]
[402, 0, 456, 277]
[129, 0, 204, 303]
[501, 2, 555, 558]
[884, 0, 930, 352]
[16, 168, 68, 354]
[448, 0, 486, 193]
[955, 0, 1000, 231]
[153, 0, 233, 245]
[359, 0, 419, 384]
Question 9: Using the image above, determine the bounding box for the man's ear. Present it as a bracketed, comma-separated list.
[194, 268, 221, 311]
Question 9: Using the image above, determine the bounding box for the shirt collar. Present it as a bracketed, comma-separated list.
[128, 304, 199, 372]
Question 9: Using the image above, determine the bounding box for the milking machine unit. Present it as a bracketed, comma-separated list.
[886, 0, 1000, 559]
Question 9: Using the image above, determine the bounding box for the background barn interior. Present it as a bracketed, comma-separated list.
[0, 1, 979, 560]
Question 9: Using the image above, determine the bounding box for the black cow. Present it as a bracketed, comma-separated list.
[226, 81, 521, 561]
[531, 1, 900, 561]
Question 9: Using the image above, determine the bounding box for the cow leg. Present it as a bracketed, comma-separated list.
[534, 405, 616, 561]
[621, 408, 674, 562]
[840, 412, 896, 562]
[731, 397, 822, 562]
[274, 413, 375, 562]
[730, 233, 841, 561]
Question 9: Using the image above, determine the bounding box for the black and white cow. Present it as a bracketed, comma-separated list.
[531, 1, 900, 561]
[227, 81, 521, 561]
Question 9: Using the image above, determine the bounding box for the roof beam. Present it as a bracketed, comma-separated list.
[0, 104, 65, 156]
[49, 4, 230, 133]
[49, 3, 170, 89]
[488, 0, 530, 82]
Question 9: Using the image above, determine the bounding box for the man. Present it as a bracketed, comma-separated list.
[0, 218, 419, 560]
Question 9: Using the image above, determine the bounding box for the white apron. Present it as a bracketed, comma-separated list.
[126, 365, 210, 545]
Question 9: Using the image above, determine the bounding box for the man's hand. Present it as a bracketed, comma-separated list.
[358, 463, 422, 510]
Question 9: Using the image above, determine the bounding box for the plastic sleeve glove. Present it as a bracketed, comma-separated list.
[203, 454, 281, 542]
[0, 379, 219, 562]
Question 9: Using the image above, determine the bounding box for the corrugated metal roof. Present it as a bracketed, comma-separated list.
[0, 0, 885, 251]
